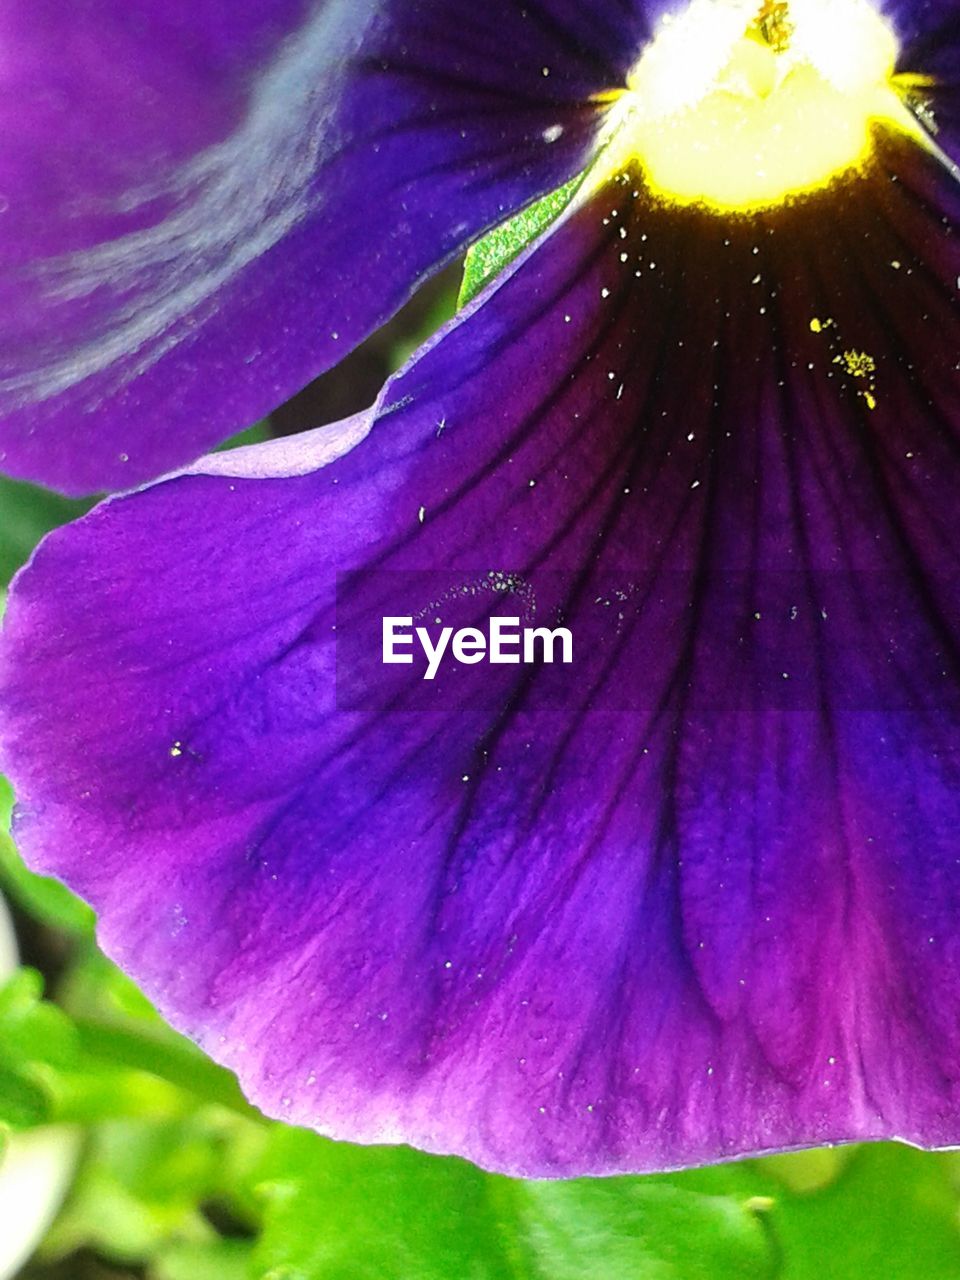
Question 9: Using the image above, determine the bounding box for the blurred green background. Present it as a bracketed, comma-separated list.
[1, 271, 960, 1280]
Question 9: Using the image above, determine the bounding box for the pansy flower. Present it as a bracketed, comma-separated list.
[2, 0, 960, 1177]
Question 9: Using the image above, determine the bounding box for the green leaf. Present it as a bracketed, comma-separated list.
[458, 177, 582, 309]
[248, 1130, 776, 1280]
[661, 1143, 960, 1278]
[250, 1130, 520, 1280]
[246, 1131, 960, 1280]
[767, 1144, 960, 1279]
[0, 959, 254, 1133]
[514, 1177, 774, 1280]
[0, 969, 79, 1128]
[0, 969, 77, 1068]
[0, 962, 188, 1128]
[20, 956, 267, 1270]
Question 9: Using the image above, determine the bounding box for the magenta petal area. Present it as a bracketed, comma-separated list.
[2, 128, 960, 1176]
[0, 0, 651, 495]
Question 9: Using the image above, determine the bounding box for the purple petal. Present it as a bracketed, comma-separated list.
[3, 125, 960, 1176]
[0, 0, 651, 495]
[890, 1, 960, 162]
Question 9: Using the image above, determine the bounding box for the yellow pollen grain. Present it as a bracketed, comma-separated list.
[811, 319, 879, 409]
[757, 0, 795, 53]
[836, 348, 876, 378]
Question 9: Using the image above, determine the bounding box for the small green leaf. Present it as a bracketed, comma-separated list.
[0, 992, 190, 1129]
[458, 177, 582, 309]
[0, 969, 80, 1128]
[0, 968, 78, 1071]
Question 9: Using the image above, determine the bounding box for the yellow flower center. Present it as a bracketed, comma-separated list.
[598, 0, 928, 212]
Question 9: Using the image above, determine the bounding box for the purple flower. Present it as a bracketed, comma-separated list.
[2, 0, 960, 1176]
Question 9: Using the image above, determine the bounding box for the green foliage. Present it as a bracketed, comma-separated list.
[0, 969, 78, 1128]
[249, 1132, 521, 1280]
[41, 1112, 262, 1268]
[245, 1129, 960, 1280]
[458, 178, 582, 309]
[765, 1144, 960, 1279]
[0, 959, 265, 1274]
[514, 1175, 773, 1280]
[0, 947, 251, 1130]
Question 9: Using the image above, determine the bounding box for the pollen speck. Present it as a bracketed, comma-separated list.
[837, 348, 875, 379]
[833, 347, 878, 407]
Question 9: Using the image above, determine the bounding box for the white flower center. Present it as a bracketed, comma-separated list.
[600, 0, 927, 211]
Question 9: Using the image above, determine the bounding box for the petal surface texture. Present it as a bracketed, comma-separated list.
[0, 0, 643, 495]
[3, 125, 960, 1175]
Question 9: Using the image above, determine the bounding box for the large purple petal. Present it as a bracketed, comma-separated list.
[2, 123, 960, 1175]
[0, 0, 651, 496]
